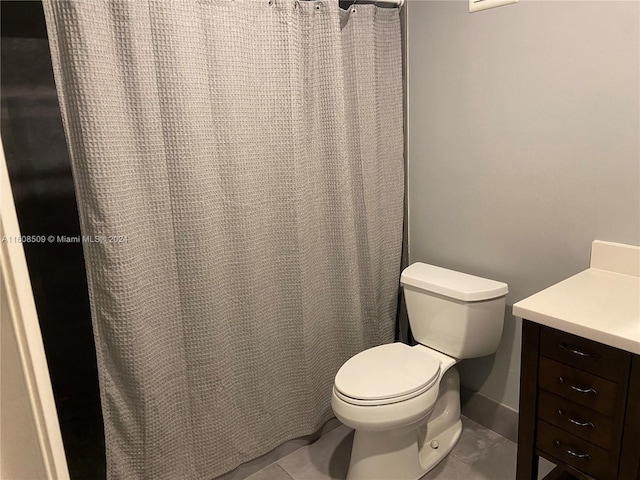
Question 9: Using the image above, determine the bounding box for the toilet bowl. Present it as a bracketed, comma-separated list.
[332, 263, 508, 480]
[331, 344, 461, 480]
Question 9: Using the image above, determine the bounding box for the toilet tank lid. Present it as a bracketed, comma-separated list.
[400, 263, 508, 302]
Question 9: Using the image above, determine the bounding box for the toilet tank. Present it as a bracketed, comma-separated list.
[401, 263, 508, 359]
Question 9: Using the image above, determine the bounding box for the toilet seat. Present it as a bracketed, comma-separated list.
[334, 343, 441, 406]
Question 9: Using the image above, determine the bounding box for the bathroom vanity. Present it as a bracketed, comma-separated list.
[513, 241, 640, 480]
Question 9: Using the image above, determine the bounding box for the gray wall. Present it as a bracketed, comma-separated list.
[408, 0, 640, 410]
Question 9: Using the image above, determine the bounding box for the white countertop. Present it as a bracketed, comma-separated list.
[513, 241, 640, 355]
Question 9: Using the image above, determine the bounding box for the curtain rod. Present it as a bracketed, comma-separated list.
[332, 0, 405, 8]
[288, 0, 405, 7]
[358, 0, 404, 6]
[373, 0, 404, 6]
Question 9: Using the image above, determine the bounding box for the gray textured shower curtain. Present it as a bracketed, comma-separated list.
[43, 0, 403, 478]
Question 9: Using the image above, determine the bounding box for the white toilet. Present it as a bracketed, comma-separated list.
[331, 262, 508, 480]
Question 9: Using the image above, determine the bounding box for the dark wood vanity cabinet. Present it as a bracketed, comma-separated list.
[517, 320, 640, 480]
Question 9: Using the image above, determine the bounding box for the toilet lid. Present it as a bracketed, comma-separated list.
[334, 343, 440, 403]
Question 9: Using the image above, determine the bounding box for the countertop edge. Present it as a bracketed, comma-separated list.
[512, 241, 640, 356]
[513, 306, 640, 355]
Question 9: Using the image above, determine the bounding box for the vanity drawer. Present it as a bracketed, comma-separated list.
[540, 326, 630, 382]
[538, 357, 619, 416]
[537, 420, 611, 480]
[537, 390, 613, 450]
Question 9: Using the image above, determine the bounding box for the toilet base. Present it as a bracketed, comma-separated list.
[345, 367, 462, 480]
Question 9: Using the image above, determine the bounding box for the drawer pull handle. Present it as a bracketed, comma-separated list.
[556, 377, 597, 395]
[556, 409, 595, 429]
[552, 440, 591, 460]
[558, 342, 597, 358]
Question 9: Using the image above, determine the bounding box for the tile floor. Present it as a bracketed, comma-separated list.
[244, 417, 555, 480]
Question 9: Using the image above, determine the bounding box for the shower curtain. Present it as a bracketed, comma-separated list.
[43, 0, 403, 478]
